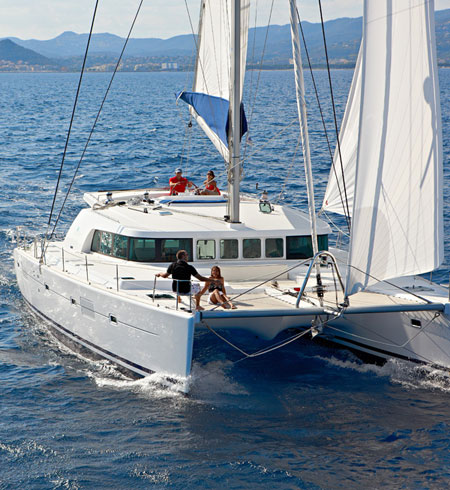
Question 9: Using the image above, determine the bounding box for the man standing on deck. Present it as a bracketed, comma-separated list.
[155, 250, 208, 309]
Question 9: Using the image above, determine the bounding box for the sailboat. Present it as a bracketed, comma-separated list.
[13, 0, 450, 391]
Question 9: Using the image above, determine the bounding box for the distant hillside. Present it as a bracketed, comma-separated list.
[5, 31, 196, 58]
[0, 39, 56, 66]
[2, 8, 450, 71]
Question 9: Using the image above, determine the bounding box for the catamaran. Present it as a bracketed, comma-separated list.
[14, 0, 450, 391]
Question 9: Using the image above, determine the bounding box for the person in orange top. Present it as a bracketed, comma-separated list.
[200, 170, 220, 195]
[169, 168, 193, 195]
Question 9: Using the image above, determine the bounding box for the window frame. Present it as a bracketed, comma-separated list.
[242, 238, 262, 259]
[196, 239, 216, 260]
[264, 237, 284, 259]
[219, 238, 239, 260]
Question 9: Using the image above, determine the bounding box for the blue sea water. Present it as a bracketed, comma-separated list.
[1, 69, 450, 489]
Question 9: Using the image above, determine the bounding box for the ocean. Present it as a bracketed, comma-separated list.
[1, 69, 450, 489]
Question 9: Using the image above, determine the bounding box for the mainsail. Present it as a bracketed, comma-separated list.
[178, 0, 250, 161]
[346, 0, 443, 295]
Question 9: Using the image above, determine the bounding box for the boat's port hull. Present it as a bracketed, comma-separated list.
[14, 248, 195, 385]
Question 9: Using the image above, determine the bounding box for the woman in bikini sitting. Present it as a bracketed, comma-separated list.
[200, 170, 220, 195]
[195, 265, 236, 310]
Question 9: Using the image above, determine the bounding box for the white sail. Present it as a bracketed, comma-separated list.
[346, 0, 443, 296]
[321, 47, 362, 217]
[179, 0, 250, 161]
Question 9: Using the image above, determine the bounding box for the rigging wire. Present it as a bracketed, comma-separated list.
[245, 0, 259, 131]
[273, 131, 302, 204]
[294, 3, 351, 233]
[242, 0, 275, 166]
[317, 0, 352, 228]
[48, 0, 144, 240]
[177, 42, 197, 171]
[44, 0, 99, 247]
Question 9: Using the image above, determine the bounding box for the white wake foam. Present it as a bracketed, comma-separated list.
[92, 371, 187, 399]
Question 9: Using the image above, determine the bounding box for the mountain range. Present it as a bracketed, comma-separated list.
[1, 9, 450, 71]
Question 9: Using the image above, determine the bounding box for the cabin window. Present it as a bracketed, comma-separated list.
[197, 239, 215, 260]
[286, 235, 328, 259]
[113, 234, 128, 259]
[243, 238, 261, 259]
[161, 239, 192, 262]
[100, 231, 113, 255]
[220, 239, 238, 259]
[92, 232, 194, 262]
[129, 238, 156, 262]
[265, 238, 284, 258]
[91, 230, 102, 253]
[318, 235, 328, 252]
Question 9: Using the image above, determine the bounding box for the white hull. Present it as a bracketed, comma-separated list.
[324, 309, 450, 367]
[14, 242, 450, 389]
[14, 248, 196, 388]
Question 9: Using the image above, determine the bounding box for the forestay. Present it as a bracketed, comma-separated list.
[178, 0, 250, 161]
[346, 0, 443, 295]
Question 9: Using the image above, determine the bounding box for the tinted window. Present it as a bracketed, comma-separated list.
[161, 239, 192, 262]
[318, 235, 328, 252]
[129, 238, 156, 262]
[197, 239, 215, 260]
[100, 232, 113, 255]
[220, 239, 238, 259]
[113, 234, 128, 259]
[91, 230, 102, 253]
[243, 239, 261, 258]
[265, 238, 283, 258]
[286, 235, 328, 259]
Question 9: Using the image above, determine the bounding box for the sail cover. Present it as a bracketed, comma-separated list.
[178, 0, 250, 161]
[346, 0, 443, 295]
[321, 48, 361, 217]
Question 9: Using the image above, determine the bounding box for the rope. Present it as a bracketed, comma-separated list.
[48, 0, 144, 241]
[209, 258, 311, 309]
[317, 0, 351, 228]
[43, 0, 99, 249]
[202, 319, 313, 359]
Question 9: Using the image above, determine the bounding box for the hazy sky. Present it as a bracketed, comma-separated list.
[2, 0, 450, 40]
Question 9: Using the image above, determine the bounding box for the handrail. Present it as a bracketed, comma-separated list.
[295, 251, 345, 308]
[153, 276, 193, 310]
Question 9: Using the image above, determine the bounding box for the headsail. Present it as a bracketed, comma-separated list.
[346, 0, 443, 296]
[178, 0, 250, 161]
[321, 47, 362, 217]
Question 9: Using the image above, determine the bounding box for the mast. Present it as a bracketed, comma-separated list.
[289, 0, 323, 298]
[228, 0, 241, 223]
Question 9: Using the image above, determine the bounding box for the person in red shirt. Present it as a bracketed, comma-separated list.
[169, 168, 193, 195]
[200, 170, 220, 195]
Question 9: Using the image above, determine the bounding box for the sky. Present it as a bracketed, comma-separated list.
[2, 0, 450, 40]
